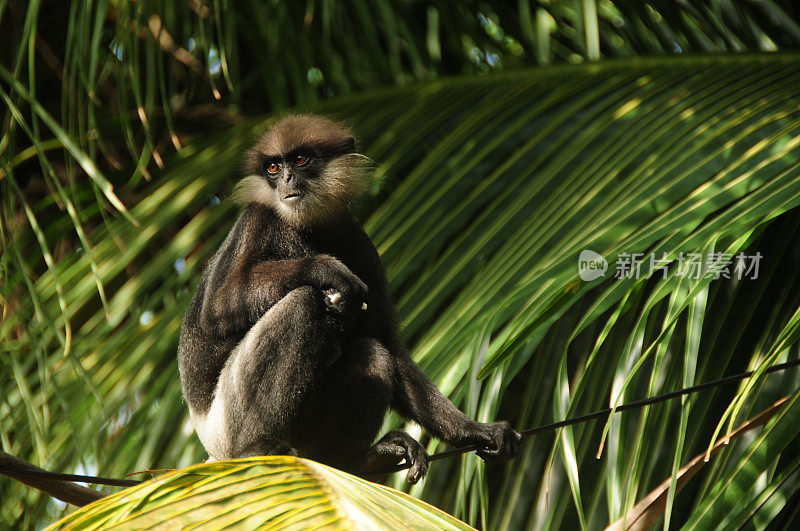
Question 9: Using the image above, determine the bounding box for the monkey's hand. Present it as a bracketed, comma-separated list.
[360, 431, 429, 485]
[456, 421, 522, 462]
[309, 255, 368, 315]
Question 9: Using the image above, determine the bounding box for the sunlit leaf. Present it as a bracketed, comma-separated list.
[48, 457, 474, 531]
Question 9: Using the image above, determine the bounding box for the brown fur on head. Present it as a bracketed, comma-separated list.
[235, 114, 371, 226]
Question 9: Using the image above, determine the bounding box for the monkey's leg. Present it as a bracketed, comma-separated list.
[295, 338, 429, 484]
[192, 285, 338, 460]
[391, 344, 522, 462]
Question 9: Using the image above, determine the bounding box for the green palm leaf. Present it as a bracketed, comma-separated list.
[47, 457, 474, 530]
[683, 389, 800, 530]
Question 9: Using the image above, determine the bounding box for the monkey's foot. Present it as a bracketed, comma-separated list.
[360, 431, 429, 484]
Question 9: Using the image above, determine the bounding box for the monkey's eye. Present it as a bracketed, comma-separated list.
[266, 162, 280, 175]
[294, 154, 309, 166]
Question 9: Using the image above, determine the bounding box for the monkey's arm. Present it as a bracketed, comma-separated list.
[188, 207, 367, 338]
[197, 255, 366, 337]
[390, 344, 520, 461]
[350, 225, 520, 460]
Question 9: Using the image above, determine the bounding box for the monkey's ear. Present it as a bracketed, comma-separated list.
[345, 137, 356, 154]
[244, 149, 263, 175]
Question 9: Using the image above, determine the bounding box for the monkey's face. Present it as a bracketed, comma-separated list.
[262, 150, 320, 208]
[237, 115, 370, 226]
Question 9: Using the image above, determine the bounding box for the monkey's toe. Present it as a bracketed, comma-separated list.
[403, 440, 428, 484]
[372, 431, 428, 484]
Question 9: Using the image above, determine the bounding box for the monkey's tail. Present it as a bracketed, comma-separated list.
[0, 452, 106, 506]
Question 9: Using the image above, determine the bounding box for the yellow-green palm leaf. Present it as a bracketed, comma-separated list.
[48, 457, 473, 530]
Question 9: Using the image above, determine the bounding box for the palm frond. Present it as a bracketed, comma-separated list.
[3, 53, 800, 528]
[48, 457, 474, 530]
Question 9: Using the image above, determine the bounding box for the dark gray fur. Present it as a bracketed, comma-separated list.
[178, 115, 520, 483]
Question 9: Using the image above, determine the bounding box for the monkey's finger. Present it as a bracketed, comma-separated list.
[477, 438, 519, 461]
[406, 454, 428, 484]
[477, 442, 510, 462]
[323, 289, 348, 314]
[407, 465, 424, 484]
[476, 446, 498, 459]
[476, 449, 504, 461]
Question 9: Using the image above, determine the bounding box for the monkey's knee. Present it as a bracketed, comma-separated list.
[252, 285, 329, 335]
[346, 338, 394, 385]
[277, 285, 322, 314]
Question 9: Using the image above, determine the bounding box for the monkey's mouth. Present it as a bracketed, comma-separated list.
[282, 193, 303, 204]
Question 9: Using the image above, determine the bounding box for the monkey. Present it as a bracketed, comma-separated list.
[177, 114, 521, 484]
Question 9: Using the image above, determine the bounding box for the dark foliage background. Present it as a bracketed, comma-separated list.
[3, 1, 800, 529]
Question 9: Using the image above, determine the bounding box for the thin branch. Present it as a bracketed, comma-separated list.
[370, 358, 800, 475]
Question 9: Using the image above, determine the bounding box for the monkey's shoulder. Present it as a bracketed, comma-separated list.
[245, 205, 373, 255]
